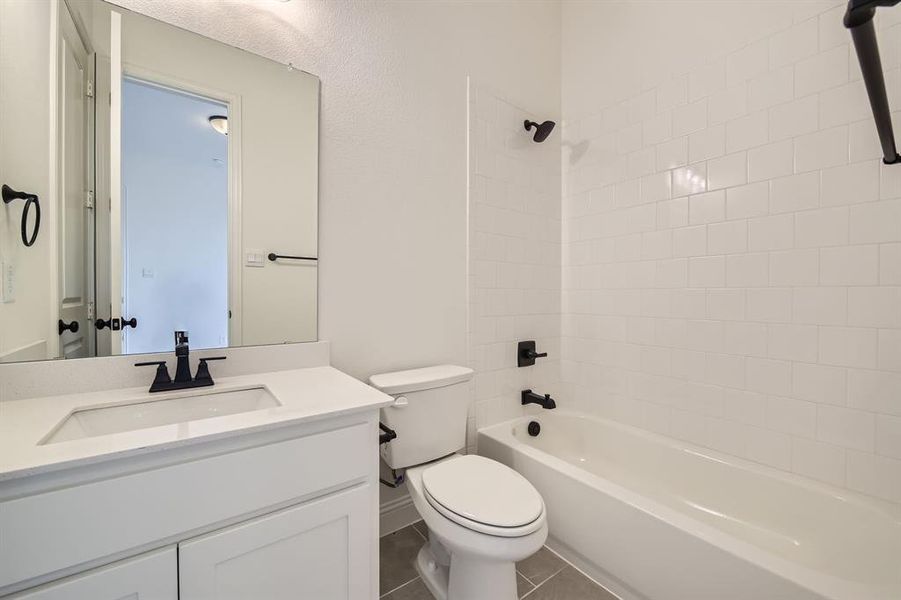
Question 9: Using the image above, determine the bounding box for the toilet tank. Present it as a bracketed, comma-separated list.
[370, 365, 473, 469]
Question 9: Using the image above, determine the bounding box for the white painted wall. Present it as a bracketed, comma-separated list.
[0, 0, 54, 362]
[561, 0, 901, 504]
[122, 79, 229, 354]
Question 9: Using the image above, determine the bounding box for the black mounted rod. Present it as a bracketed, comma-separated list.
[845, 0, 901, 164]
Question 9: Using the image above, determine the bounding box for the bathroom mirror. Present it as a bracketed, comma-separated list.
[0, 0, 319, 363]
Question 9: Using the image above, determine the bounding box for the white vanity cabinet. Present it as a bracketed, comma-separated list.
[8, 547, 177, 600]
[0, 410, 384, 600]
[7, 482, 372, 600]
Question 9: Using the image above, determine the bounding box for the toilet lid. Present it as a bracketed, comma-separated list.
[421, 455, 543, 530]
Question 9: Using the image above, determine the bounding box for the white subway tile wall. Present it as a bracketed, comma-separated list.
[468, 83, 562, 449]
[562, 3, 901, 503]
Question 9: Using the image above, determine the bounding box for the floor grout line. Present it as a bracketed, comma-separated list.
[519, 563, 568, 599]
[379, 576, 422, 598]
[412, 524, 427, 541]
[519, 572, 550, 599]
[542, 544, 623, 599]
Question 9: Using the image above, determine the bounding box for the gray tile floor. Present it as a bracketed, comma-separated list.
[380, 522, 618, 599]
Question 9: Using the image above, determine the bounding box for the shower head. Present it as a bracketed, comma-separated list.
[524, 119, 556, 143]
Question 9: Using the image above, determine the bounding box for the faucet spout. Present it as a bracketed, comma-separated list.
[521, 389, 556, 409]
[173, 330, 192, 384]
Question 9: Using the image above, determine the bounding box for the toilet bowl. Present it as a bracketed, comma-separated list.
[369, 365, 548, 600]
[405, 455, 547, 600]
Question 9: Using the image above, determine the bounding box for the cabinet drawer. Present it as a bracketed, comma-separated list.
[7, 547, 176, 600]
[0, 421, 370, 591]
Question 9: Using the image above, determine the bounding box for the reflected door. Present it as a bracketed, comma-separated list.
[56, 3, 91, 359]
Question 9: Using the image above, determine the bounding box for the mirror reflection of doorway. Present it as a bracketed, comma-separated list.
[119, 78, 229, 354]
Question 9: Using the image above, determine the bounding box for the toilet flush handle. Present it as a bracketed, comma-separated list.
[393, 395, 409, 407]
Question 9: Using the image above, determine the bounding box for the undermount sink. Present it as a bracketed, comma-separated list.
[41, 386, 281, 445]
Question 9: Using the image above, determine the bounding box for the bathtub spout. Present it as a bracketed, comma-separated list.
[521, 389, 556, 409]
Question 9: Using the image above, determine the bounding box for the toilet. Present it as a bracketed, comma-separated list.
[370, 365, 547, 600]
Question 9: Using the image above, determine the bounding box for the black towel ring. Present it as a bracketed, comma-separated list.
[2, 184, 41, 247]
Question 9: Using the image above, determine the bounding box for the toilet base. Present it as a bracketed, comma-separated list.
[415, 542, 519, 600]
[416, 545, 448, 600]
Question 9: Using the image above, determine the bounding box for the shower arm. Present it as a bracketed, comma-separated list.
[845, 0, 901, 164]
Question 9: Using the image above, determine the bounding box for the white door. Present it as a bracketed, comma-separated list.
[7, 547, 176, 600]
[179, 486, 373, 600]
[55, 3, 91, 359]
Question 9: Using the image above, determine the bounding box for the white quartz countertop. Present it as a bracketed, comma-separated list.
[0, 366, 393, 482]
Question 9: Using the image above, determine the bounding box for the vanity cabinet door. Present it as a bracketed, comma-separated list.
[179, 485, 372, 600]
[8, 547, 176, 600]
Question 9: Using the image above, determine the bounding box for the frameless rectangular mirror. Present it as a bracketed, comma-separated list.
[0, 0, 319, 363]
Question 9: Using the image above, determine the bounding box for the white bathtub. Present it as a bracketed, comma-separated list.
[478, 411, 901, 600]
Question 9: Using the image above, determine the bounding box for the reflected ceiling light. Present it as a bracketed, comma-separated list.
[208, 115, 228, 135]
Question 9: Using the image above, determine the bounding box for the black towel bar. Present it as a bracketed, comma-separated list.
[2, 184, 40, 247]
[267, 252, 317, 262]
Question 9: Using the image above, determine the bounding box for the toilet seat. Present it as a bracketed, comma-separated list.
[421, 455, 545, 537]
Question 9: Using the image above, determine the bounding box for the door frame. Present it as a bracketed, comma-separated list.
[111, 62, 243, 352]
[109, 9, 121, 354]
[46, 0, 60, 358]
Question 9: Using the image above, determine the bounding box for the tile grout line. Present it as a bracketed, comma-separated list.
[412, 524, 427, 541]
[380, 524, 427, 599]
[379, 577, 422, 599]
[541, 545, 624, 600]
[519, 569, 556, 599]
[521, 563, 567, 589]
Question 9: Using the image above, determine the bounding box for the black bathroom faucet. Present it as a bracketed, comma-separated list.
[135, 330, 227, 393]
[522, 389, 556, 409]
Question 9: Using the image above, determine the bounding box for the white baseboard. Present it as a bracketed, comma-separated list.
[379, 494, 421, 536]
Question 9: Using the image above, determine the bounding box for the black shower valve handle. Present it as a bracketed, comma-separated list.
[518, 340, 548, 367]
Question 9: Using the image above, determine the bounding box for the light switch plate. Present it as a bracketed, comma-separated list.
[245, 249, 265, 267]
[1, 261, 14, 303]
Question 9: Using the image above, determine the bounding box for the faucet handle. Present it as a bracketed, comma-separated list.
[194, 356, 226, 385]
[135, 361, 172, 388]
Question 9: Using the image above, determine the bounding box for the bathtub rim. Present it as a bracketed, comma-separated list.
[478, 410, 901, 600]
